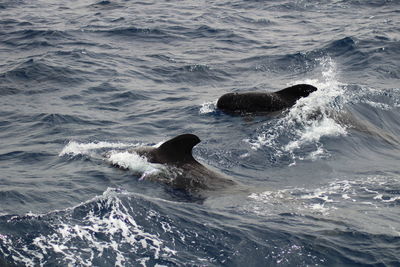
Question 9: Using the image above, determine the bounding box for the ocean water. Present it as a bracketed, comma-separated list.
[1, 0, 400, 266]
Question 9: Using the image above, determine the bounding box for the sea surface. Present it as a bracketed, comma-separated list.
[1, 0, 400, 266]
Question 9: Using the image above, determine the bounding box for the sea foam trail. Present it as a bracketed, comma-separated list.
[106, 151, 166, 180]
[247, 175, 400, 234]
[59, 141, 166, 179]
[59, 141, 139, 156]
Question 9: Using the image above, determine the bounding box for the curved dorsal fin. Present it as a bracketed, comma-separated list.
[156, 134, 200, 164]
[275, 84, 317, 100]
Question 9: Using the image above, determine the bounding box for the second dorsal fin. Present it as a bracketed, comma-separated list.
[275, 84, 317, 99]
[155, 134, 201, 164]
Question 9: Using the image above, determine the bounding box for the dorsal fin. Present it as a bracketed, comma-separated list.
[155, 134, 200, 164]
[275, 84, 317, 100]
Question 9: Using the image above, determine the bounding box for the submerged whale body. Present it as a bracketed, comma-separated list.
[217, 84, 317, 114]
[127, 134, 235, 194]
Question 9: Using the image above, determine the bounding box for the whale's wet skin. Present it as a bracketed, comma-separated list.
[217, 84, 317, 114]
[1, 0, 400, 266]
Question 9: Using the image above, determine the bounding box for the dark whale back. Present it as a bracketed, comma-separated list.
[217, 84, 317, 114]
[217, 92, 286, 113]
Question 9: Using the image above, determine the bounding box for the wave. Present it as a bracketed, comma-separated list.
[89, 0, 125, 10]
[1, 29, 72, 49]
[322, 36, 400, 82]
[334, 0, 398, 8]
[248, 175, 400, 217]
[0, 59, 84, 91]
[0, 187, 329, 266]
[1, 176, 399, 266]
[186, 25, 257, 45]
[243, 57, 347, 163]
[222, 35, 399, 82]
[0, 188, 177, 266]
[1, 1, 399, 266]
[0, 150, 52, 163]
[244, 174, 400, 265]
[0, 87, 20, 96]
[151, 63, 230, 84]
[225, 51, 318, 76]
[29, 113, 115, 128]
[323, 37, 360, 58]
[91, 26, 183, 45]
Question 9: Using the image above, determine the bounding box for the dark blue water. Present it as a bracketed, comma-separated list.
[1, 0, 400, 266]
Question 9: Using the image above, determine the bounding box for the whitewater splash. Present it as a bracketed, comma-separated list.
[0, 188, 177, 267]
[59, 141, 140, 157]
[246, 57, 348, 163]
[199, 100, 217, 114]
[59, 140, 166, 180]
[197, 57, 349, 164]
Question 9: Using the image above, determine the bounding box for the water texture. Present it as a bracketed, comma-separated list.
[1, 0, 400, 266]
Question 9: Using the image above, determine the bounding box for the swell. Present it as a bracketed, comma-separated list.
[2, 29, 72, 44]
[0, 1, 399, 266]
[224, 35, 400, 81]
[0, 188, 327, 266]
[0, 190, 183, 266]
[0, 150, 53, 163]
[247, 175, 400, 265]
[34, 113, 108, 126]
[88, 23, 258, 48]
[298, 228, 400, 266]
[0, 59, 84, 95]
[150, 63, 231, 84]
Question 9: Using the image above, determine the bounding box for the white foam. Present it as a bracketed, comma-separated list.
[59, 140, 168, 179]
[59, 141, 140, 156]
[2, 188, 177, 266]
[306, 203, 331, 213]
[363, 100, 392, 110]
[247, 175, 400, 217]
[199, 100, 217, 114]
[105, 150, 170, 180]
[248, 56, 348, 163]
[355, 86, 400, 110]
[284, 116, 347, 151]
[374, 194, 400, 203]
[307, 146, 327, 161]
[106, 151, 160, 172]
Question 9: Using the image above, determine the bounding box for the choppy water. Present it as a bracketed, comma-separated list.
[1, 0, 400, 266]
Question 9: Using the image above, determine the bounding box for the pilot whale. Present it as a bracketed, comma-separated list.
[216, 83, 399, 145]
[120, 134, 236, 194]
[217, 84, 317, 114]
